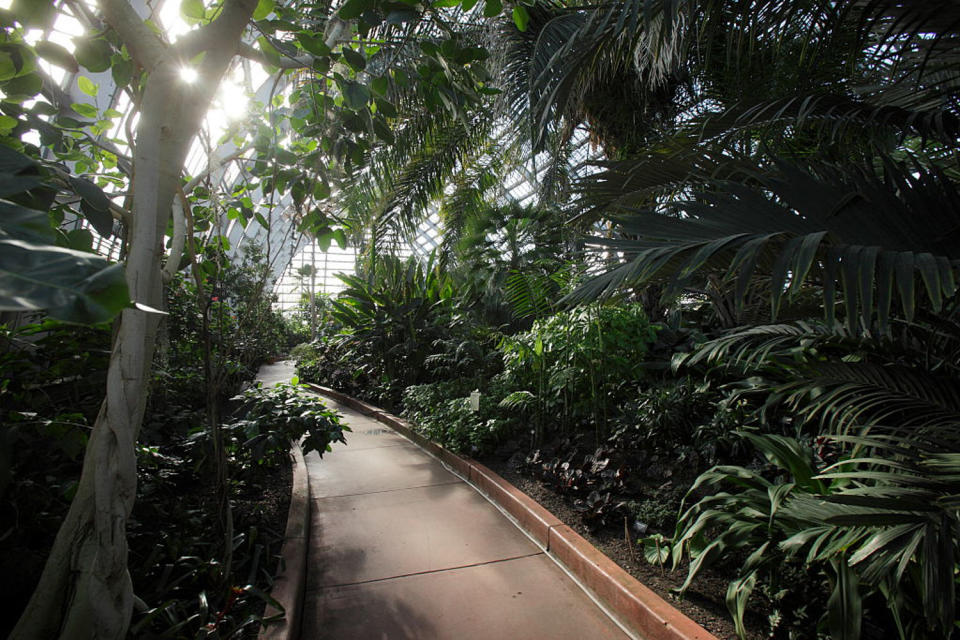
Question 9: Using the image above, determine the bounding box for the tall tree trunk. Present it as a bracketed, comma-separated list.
[10, 2, 257, 638]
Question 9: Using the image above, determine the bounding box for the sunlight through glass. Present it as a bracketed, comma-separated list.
[216, 78, 249, 121]
[180, 66, 199, 84]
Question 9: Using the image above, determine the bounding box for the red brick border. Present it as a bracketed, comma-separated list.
[305, 386, 718, 640]
[468, 462, 561, 547]
[549, 525, 716, 640]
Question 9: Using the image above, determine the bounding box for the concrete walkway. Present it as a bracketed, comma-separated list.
[256, 361, 631, 639]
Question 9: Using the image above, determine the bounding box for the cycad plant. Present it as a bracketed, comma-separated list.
[654, 427, 959, 640]
[643, 311, 960, 639]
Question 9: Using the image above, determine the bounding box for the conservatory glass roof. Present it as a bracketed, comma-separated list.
[21, 0, 601, 312]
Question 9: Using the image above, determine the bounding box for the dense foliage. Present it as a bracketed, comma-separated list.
[226, 382, 349, 467]
[498, 303, 658, 439]
[293, 2, 960, 638]
[1, 245, 342, 637]
[5, 0, 960, 638]
[0, 319, 110, 625]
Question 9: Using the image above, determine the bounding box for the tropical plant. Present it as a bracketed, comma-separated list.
[445, 203, 575, 330]
[5, 0, 525, 632]
[223, 382, 348, 467]
[402, 380, 514, 455]
[640, 309, 960, 639]
[676, 316, 960, 439]
[327, 253, 460, 402]
[608, 377, 750, 474]
[498, 302, 658, 438]
[655, 428, 960, 640]
[570, 160, 960, 334]
[0, 146, 129, 323]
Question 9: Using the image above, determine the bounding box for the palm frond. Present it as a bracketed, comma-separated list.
[568, 161, 960, 332]
[504, 268, 565, 321]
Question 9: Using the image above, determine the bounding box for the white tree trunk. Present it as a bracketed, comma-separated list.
[10, 2, 257, 637]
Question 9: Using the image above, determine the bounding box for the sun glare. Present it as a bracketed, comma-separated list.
[216, 78, 249, 121]
[180, 66, 199, 84]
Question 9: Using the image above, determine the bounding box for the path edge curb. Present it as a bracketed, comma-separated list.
[305, 383, 718, 640]
[258, 439, 309, 640]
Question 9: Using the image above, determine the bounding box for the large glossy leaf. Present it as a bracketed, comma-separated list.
[0, 202, 128, 323]
[68, 175, 114, 237]
[827, 557, 862, 640]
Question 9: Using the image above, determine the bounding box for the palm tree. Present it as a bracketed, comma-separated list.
[498, 4, 960, 638]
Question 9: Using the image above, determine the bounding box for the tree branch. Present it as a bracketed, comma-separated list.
[101, 0, 167, 71]
[153, 0, 256, 112]
[235, 41, 315, 69]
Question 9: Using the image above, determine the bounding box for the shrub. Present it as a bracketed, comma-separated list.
[233, 382, 348, 466]
[207, 382, 349, 469]
[497, 303, 658, 435]
[647, 431, 960, 640]
[402, 381, 514, 454]
[609, 378, 751, 477]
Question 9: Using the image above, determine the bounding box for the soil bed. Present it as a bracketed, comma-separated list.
[479, 452, 762, 640]
[235, 462, 292, 636]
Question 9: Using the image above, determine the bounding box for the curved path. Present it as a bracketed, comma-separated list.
[257, 361, 633, 639]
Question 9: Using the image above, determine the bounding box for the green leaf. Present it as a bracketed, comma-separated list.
[77, 76, 98, 97]
[373, 118, 394, 144]
[341, 47, 366, 72]
[253, 0, 274, 20]
[296, 33, 330, 57]
[0, 172, 40, 197]
[256, 36, 284, 68]
[371, 76, 389, 96]
[317, 229, 332, 251]
[0, 217, 129, 324]
[337, 0, 374, 20]
[35, 41, 78, 73]
[512, 5, 529, 31]
[374, 97, 396, 118]
[73, 38, 112, 73]
[726, 570, 759, 639]
[69, 175, 114, 237]
[386, 9, 418, 24]
[70, 102, 99, 119]
[111, 57, 134, 87]
[827, 558, 862, 640]
[0, 145, 36, 174]
[11, 0, 55, 27]
[483, 0, 502, 18]
[0, 200, 53, 243]
[641, 535, 670, 565]
[0, 43, 35, 77]
[3, 72, 42, 99]
[64, 228, 94, 252]
[0, 52, 17, 82]
[340, 80, 370, 110]
[180, 0, 205, 20]
[0, 115, 17, 132]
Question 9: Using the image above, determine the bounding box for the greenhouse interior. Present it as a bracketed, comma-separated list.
[2, 0, 959, 639]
